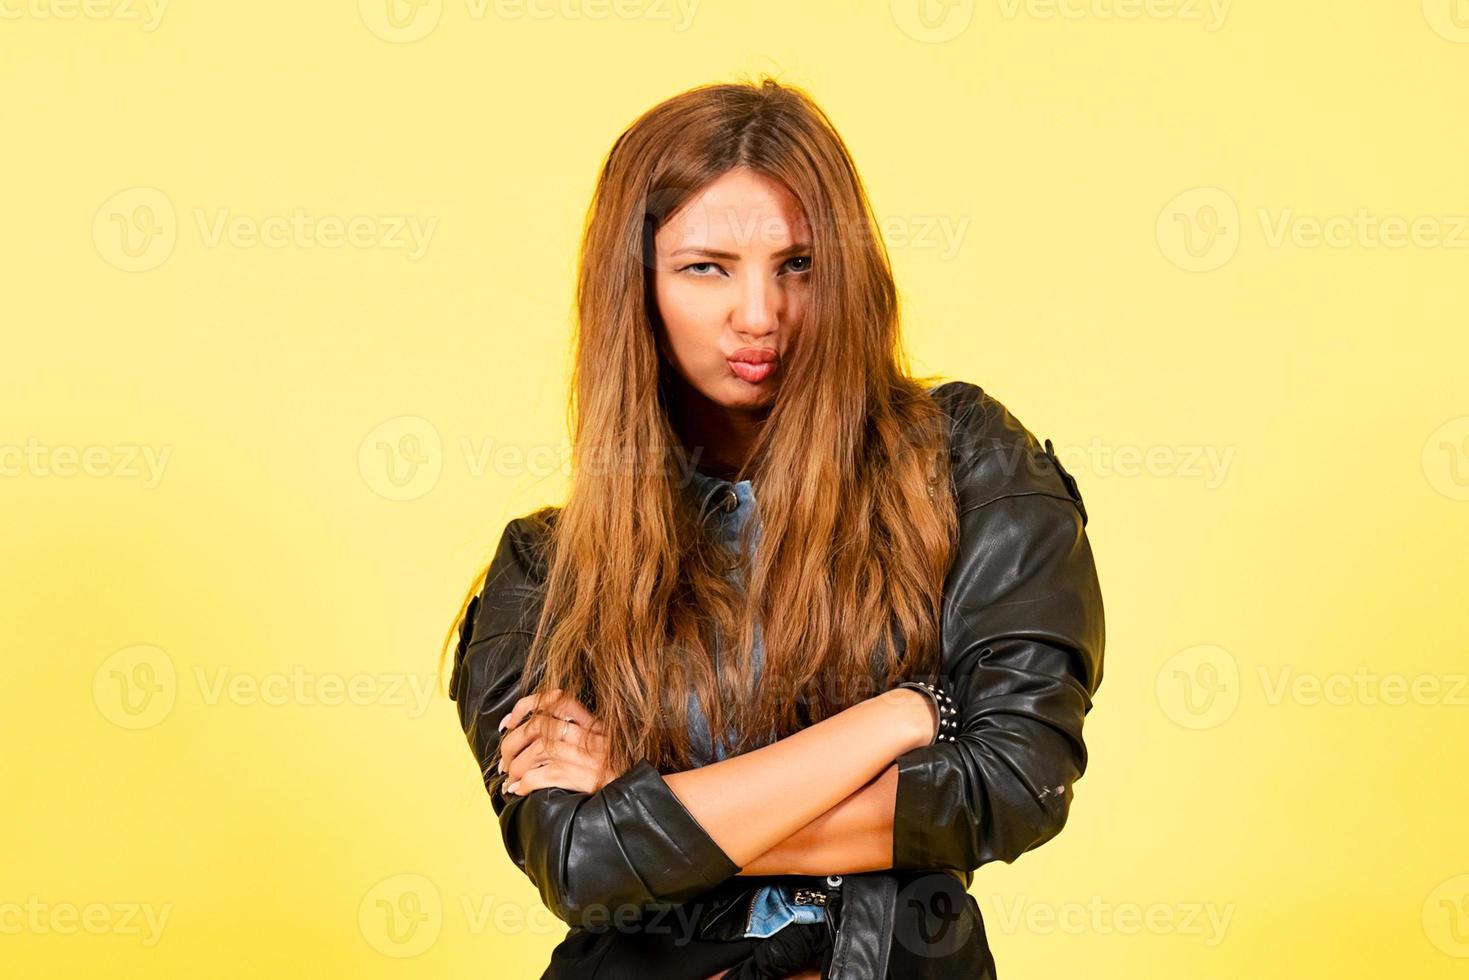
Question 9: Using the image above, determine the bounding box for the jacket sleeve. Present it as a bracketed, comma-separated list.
[447, 515, 742, 928]
[891, 384, 1105, 872]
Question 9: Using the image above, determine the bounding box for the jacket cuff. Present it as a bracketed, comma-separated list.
[891, 744, 951, 869]
[609, 759, 743, 899]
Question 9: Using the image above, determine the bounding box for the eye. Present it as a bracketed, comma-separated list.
[783, 255, 813, 274]
[679, 261, 724, 277]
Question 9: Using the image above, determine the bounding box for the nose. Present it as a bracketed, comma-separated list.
[732, 266, 781, 336]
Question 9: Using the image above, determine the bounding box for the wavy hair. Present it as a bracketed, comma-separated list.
[440, 75, 959, 780]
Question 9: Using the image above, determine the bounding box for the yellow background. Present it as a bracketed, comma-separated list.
[3, 1, 1467, 976]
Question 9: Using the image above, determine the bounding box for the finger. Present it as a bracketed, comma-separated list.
[503, 761, 554, 797]
[496, 715, 545, 770]
[532, 690, 597, 730]
[506, 759, 601, 796]
[550, 727, 609, 765]
[497, 710, 604, 775]
[505, 753, 624, 795]
[541, 716, 606, 751]
[573, 727, 608, 755]
[504, 740, 552, 783]
[506, 735, 600, 782]
[496, 688, 567, 735]
[497, 689, 597, 738]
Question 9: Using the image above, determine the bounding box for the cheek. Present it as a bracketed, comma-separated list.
[784, 278, 811, 323]
[655, 278, 720, 363]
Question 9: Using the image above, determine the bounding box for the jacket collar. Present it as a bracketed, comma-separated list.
[684, 463, 752, 525]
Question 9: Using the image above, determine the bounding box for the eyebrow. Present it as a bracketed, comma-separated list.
[669, 242, 813, 260]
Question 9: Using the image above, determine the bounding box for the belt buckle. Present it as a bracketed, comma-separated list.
[792, 888, 828, 906]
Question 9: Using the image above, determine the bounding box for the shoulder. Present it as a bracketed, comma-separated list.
[451, 506, 559, 683]
[491, 505, 561, 589]
[927, 380, 1037, 460]
[926, 379, 1089, 524]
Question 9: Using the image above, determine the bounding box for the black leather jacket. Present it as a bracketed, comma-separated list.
[449, 380, 1105, 978]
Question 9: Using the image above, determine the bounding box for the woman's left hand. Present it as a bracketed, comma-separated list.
[496, 688, 614, 795]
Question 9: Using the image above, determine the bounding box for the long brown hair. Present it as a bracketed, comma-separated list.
[440, 75, 959, 780]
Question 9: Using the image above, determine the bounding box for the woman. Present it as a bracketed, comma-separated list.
[443, 77, 1105, 979]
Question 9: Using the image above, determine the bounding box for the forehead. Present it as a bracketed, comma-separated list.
[656, 168, 810, 252]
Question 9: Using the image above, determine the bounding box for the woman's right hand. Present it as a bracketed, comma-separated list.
[496, 688, 613, 795]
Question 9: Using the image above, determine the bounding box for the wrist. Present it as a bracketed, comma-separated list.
[864, 688, 937, 754]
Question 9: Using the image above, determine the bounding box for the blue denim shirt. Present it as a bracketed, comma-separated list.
[683, 469, 828, 940]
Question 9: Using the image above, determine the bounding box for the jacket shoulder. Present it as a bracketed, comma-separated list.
[490, 505, 561, 590]
[928, 379, 1038, 461]
[928, 379, 1088, 524]
[447, 505, 560, 705]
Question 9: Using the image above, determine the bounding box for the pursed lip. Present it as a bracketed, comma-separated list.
[727, 348, 779, 364]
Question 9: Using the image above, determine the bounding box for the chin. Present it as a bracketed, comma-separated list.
[720, 378, 778, 407]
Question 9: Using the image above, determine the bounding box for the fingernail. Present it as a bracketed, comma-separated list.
[497, 717, 509, 732]
[505, 781, 519, 795]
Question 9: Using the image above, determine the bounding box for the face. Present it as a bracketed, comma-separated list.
[651, 167, 811, 412]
